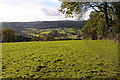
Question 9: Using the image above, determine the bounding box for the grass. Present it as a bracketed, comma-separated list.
[69, 35, 78, 39]
[2, 40, 119, 79]
[29, 33, 40, 37]
[40, 31, 51, 34]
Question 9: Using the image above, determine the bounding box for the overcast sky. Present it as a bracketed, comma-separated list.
[0, 0, 91, 22]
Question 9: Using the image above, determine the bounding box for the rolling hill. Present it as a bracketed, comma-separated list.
[2, 21, 86, 32]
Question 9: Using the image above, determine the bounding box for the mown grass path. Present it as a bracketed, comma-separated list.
[2, 40, 119, 79]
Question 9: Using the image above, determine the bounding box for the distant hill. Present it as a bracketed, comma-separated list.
[2, 21, 86, 32]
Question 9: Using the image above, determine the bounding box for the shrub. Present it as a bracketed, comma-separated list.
[2, 28, 15, 42]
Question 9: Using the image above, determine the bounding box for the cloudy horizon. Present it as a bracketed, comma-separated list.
[0, 0, 90, 22]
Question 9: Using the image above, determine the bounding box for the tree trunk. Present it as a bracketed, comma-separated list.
[103, 2, 110, 38]
[103, 2, 109, 30]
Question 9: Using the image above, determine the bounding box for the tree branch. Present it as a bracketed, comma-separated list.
[89, 4, 101, 12]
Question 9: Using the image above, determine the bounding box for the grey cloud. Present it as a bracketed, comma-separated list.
[41, 7, 61, 16]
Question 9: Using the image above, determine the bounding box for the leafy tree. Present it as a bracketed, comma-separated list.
[82, 11, 107, 40]
[16, 35, 32, 42]
[49, 30, 60, 37]
[108, 2, 120, 41]
[59, 1, 118, 36]
[43, 34, 54, 41]
[2, 28, 15, 42]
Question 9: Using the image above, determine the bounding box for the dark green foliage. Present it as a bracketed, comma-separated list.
[31, 37, 42, 41]
[107, 2, 120, 41]
[81, 12, 107, 40]
[2, 28, 15, 42]
[43, 34, 54, 41]
[48, 30, 61, 37]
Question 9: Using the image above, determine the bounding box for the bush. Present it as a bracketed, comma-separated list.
[2, 28, 15, 42]
[43, 34, 55, 41]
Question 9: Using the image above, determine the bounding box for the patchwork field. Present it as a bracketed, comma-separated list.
[21, 28, 81, 40]
[2, 40, 119, 79]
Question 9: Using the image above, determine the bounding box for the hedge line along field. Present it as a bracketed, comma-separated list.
[2, 40, 119, 79]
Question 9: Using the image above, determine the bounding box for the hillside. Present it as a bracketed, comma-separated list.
[2, 21, 86, 32]
[2, 40, 118, 79]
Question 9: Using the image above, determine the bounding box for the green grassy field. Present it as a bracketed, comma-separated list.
[2, 40, 119, 79]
